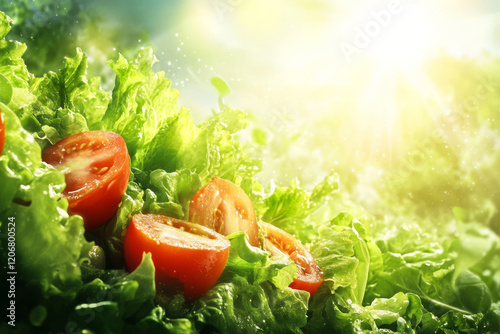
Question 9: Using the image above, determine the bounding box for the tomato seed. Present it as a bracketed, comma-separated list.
[98, 167, 109, 175]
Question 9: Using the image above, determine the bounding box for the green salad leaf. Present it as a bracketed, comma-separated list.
[101, 49, 178, 158]
[0, 102, 92, 292]
[187, 277, 308, 334]
[0, 11, 35, 111]
[137, 168, 203, 220]
[0, 102, 92, 332]
[0, 72, 13, 104]
[224, 231, 297, 289]
[258, 171, 339, 243]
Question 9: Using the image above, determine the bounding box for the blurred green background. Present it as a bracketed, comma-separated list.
[2, 0, 500, 233]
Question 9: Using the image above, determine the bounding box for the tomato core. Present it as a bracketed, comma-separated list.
[189, 177, 261, 247]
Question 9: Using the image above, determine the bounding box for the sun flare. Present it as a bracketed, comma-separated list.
[367, 4, 436, 70]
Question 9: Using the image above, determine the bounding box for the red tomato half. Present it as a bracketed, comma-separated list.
[0, 109, 4, 155]
[189, 177, 261, 247]
[42, 131, 130, 230]
[259, 221, 323, 297]
[124, 214, 230, 301]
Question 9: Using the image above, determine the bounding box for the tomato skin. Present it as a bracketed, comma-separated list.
[0, 109, 4, 155]
[42, 131, 130, 230]
[124, 214, 230, 301]
[189, 177, 260, 247]
[259, 221, 323, 297]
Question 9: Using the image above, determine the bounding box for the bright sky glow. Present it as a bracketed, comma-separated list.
[138, 0, 500, 185]
[367, 4, 436, 70]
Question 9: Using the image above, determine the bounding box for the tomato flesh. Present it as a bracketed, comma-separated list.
[0, 109, 4, 155]
[124, 214, 230, 301]
[259, 221, 323, 297]
[42, 131, 130, 230]
[189, 177, 260, 247]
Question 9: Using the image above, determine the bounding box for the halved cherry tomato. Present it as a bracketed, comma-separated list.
[42, 131, 130, 230]
[259, 221, 323, 297]
[0, 109, 4, 155]
[189, 177, 260, 247]
[124, 214, 230, 301]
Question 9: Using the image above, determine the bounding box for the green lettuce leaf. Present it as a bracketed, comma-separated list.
[0, 102, 92, 291]
[136, 168, 202, 220]
[136, 306, 197, 334]
[0, 102, 93, 332]
[101, 48, 179, 158]
[224, 231, 296, 289]
[187, 277, 308, 334]
[419, 310, 483, 334]
[15, 47, 110, 149]
[310, 213, 370, 303]
[0, 72, 12, 104]
[30, 48, 110, 127]
[96, 47, 260, 184]
[306, 290, 424, 333]
[135, 106, 261, 184]
[306, 212, 374, 332]
[259, 171, 339, 243]
[366, 221, 495, 320]
[0, 11, 35, 111]
[479, 301, 500, 333]
[58, 254, 178, 334]
[453, 221, 499, 282]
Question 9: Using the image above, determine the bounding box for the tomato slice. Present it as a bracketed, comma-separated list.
[42, 131, 130, 230]
[124, 214, 230, 301]
[0, 109, 4, 155]
[259, 221, 323, 297]
[189, 177, 261, 247]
